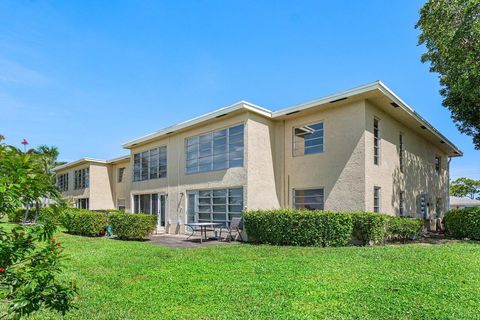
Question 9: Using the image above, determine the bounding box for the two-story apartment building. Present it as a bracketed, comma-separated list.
[53, 81, 462, 233]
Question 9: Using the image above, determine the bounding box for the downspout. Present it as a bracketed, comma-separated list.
[447, 156, 452, 212]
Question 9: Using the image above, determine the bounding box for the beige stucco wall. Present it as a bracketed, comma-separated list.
[56, 164, 90, 207]
[283, 100, 367, 211]
[88, 164, 115, 210]
[129, 112, 249, 233]
[364, 100, 449, 217]
[111, 160, 131, 211]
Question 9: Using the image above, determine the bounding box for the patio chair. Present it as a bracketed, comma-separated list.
[221, 217, 243, 242]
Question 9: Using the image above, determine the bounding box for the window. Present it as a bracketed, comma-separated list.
[186, 124, 244, 174]
[57, 173, 68, 192]
[133, 193, 165, 227]
[374, 118, 380, 165]
[435, 156, 441, 175]
[293, 122, 324, 156]
[74, 168, 89, 190]
[399, 133, 404, 173]
[373, 186, 381, 212]
[117, 199, 126, 211]
[294, 189, 324, 210]
[187, 188, 243, 227]
[117, 167, 125, 183]
[399, 191, 405, 216]
[76, 198, 89, 209]
[133, 146, 167, 182]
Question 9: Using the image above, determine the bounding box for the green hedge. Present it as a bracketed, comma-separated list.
[62, 208, 108, 237]
[245, 210, 423, 247]
[109, 213, 157, 240]
[351, 212, 388, 244]
[8, 207, 63, 224]
[244, 209, 353, 247]
[386, 216, 423, 241]
[444, 207, 480, 240]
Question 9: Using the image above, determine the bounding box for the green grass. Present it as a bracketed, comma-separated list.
[3, 220, 480, 320]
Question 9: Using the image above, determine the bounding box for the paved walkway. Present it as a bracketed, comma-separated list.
[148, 233, 236, 248]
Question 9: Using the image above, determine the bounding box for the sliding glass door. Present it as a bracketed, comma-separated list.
[133, 193, 166, 228]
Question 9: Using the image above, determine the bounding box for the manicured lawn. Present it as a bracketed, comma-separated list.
[3, 220, 480, 320]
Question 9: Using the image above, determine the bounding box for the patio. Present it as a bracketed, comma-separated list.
[149, 233, 237, 248]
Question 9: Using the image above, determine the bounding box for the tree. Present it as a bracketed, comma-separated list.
[449, 177, 480, 198]
[416, 0, 480, 149]
[0, 137, 76, 319]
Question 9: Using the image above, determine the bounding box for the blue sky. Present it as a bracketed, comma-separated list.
[0, 0, 478, 179]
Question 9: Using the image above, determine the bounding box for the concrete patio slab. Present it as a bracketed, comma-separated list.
[148, 234, 236, 248]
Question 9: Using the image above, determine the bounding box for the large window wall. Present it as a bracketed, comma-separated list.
[187, 187, 243, 226]
[186, 124, 244, 174]
[74, 168, 89, 190]
[133, 146, 167, 182]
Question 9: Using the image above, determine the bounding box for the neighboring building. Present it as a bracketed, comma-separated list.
[449, 196, 480, 210]
[53, 81, 462, 233]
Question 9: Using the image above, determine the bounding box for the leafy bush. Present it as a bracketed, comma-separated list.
[244, 209, 353, 247]
[444, 207, 480, 240]
[386, 216, 423, 241]
[109, 213, 157, 240]
[351, 212, 388, 244]
[8, 207, 64, 224]
[62, 209, 108, 237]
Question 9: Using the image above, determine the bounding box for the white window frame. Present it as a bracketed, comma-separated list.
[292, 121, 325, 157]
[373, 117, 381, 165]
[373, 186, 381, 212]
[185, 123, 245, 175]
[185, 187, 244, 227]
[131, 191, 166, 229]
[133, 146, 167, 182]
[292, 187, 325, 210]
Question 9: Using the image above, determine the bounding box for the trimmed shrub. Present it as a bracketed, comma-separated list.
[386, 216, 423, 241]
[444, 207, 480, 240]
[109, 213, 157, 240]
[62, 209, 108, 236]
[244, 209, 353, 247]
[351, 212, 388, 244]
[8, 207, 64, 224]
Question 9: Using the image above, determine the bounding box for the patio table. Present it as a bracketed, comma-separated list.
[185, 222, 223, 244]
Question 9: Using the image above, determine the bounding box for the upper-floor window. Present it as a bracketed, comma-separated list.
[186, 124, 244, 174]
[133, 146, 167, 182]
[118, 167, 125, 183]
[57, 173, 68, 192]
[74, 168, 89, 190]
[435, 156, 441, 175]
[399, 133, 404, 173]
[373, 186, 381, 212]
[294, 188, 324, 210]
[293, 122, 324, 156]
[374, 118, 380, 165]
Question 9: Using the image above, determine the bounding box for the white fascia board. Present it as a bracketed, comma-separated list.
[121, 101, 272, 148]
[52, 158, 108, 172]
[108, 155, 130, 163]
[272, 81, 381, 117]
[376, 81, 463, 156]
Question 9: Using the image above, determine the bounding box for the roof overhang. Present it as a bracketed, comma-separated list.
[121, 101, 272, 148]
[53, 155, 130, 172]
[120, 81, 461, 156]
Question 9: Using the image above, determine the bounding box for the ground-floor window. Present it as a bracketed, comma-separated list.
[76, 198, 89, 210]
[373, 187, 381, 212]
[399, 191, 405, 216]
[293, 188, 324, 210]
[117, 199, 126, 211]
[186, 187, 243, 227]
[133, 193, 166, 227]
